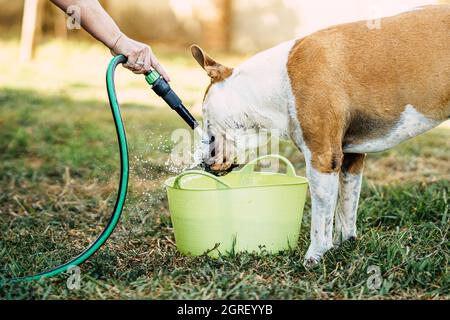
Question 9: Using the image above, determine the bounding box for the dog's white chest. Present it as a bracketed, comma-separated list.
[343, 105, 441, 154]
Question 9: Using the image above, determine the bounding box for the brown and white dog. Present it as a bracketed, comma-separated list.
[191, 5, 450, 266]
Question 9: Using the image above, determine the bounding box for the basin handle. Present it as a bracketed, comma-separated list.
[240, 154, 297, 177]
[173, 170, 231, 190]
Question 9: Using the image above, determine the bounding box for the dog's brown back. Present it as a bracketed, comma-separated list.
[288, 5, 450, 156]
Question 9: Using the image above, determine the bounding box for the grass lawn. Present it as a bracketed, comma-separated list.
[0, 41, 449, 299]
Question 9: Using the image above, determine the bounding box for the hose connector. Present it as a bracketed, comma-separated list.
[145, 70, 161, 86]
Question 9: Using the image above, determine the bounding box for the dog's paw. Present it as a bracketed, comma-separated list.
[303, 245, 330, 269]
[303, 256, 321, 269]
[303, 243, 333, 269]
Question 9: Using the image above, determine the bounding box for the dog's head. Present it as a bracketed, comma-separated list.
[191, 45, 245, 175]
[192, 45, 285, 175]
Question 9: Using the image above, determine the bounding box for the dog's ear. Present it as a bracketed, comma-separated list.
[190, 44, 233, 83]
[191, 44, 214, 69]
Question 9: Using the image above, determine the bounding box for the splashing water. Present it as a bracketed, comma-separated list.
[119, 126, 209, 227]
[192, 126, 206, 168]
[194, 126, 204, 140]
[160, 125, 208, 173]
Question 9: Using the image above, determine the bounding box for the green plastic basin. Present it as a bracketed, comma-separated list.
[165, 155, 308, 257]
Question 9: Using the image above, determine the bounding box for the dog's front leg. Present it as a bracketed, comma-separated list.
[334, 153, 366, 245]
[304, 151, 341, 267]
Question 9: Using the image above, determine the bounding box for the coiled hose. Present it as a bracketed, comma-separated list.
[8, 55, 129, 283]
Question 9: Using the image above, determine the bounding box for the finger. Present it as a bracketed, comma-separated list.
[142, 47, 153, 74]
[150, 53, 171, 82]
[143, 55, 152, 74]
[124, 51, 139, 70]
[133, 50, 147, 73]
[133, 47, 151, 75]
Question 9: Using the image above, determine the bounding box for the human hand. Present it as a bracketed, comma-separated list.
[111, 34, 170, 81]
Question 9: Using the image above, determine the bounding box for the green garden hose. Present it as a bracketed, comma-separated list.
[6, 54, 199, 284]
[9, 55, 129, 282]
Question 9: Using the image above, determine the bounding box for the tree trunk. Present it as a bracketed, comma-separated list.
[20, 0, 45, 62]
[199, 0, 232, 51]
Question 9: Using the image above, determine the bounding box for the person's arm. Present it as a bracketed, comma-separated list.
[50, 0, 170, 80]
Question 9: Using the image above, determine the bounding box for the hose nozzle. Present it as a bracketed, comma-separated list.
[145, 71, 199, 130]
